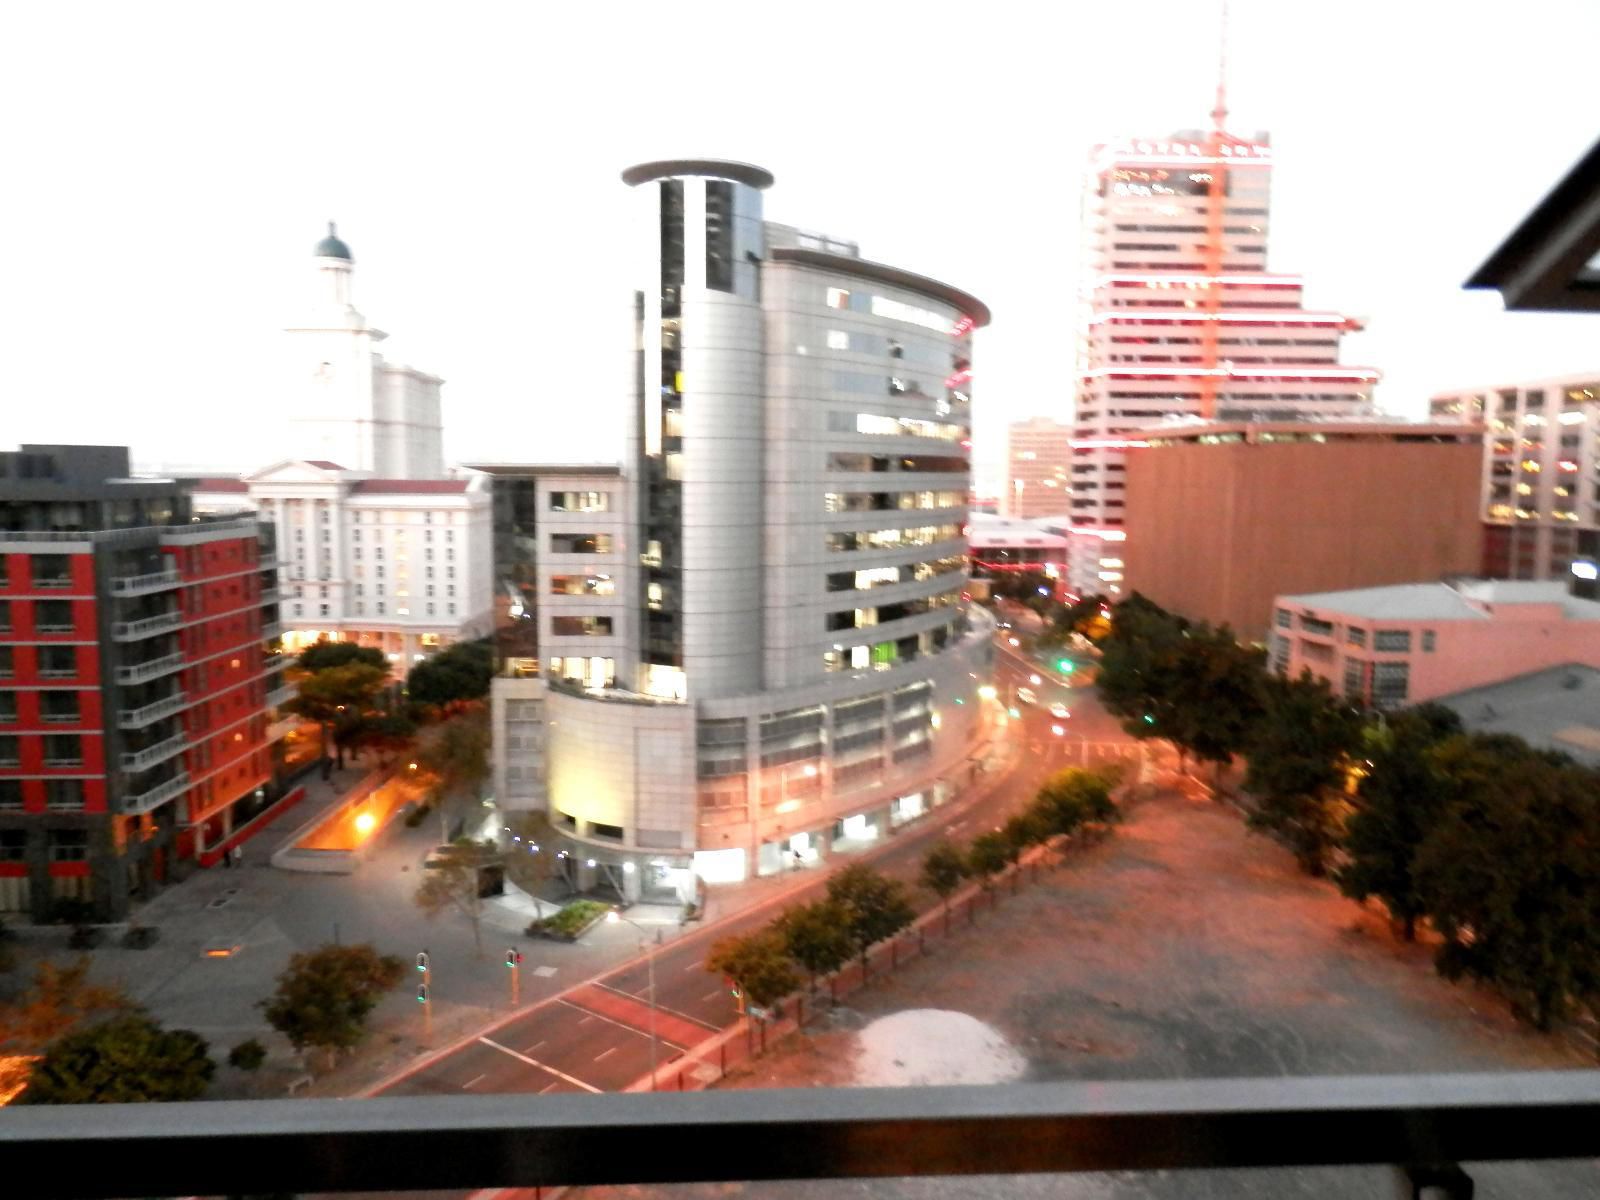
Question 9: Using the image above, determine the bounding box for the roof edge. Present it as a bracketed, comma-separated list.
[621, 159, 774, 190]
[769, 246, 991, 329]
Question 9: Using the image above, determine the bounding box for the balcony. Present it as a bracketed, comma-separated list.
[119, 732, 187, 772]
[110, 610, 182, 641]
[259, 586, 280, 605]
[261, 618, 283, 639]
[121, 769, 190, 815]
[265, 681, 297, 708]
[0, 1071, 1594, 1198]
[118, 691, 186, 729]
[109, 567, 181, 596]
[115, 651, 185, 686]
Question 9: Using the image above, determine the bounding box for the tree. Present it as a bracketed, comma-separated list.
[1337, 705, 1462, 939]
[705, 927, 799, 1010]
[1095, 594, 1191, 745]
[1414, 734, 1600, 1032]
[1031, 767, 1120, 841]
[406, 640, 495, 708]
[1243, 673, 1364, 876]
[824, 863, 915, 977]
[919, 841, 970, 924]
[260, 944, 403, 1067]
[776, 900, 854, 996]
[414, 838, 499, 956]
[344, 711, 418, 768]
[1163, 625, 1266, 777]
[0, 958, 132, 1056]
[417, 710, 491, 843]
[296, 639, 388, 674]
[966, 831, 1017, 891]
[228, 1038, 267, 1071]
[21, 1014, 214, 1104]
[285, 662, 389, 768]
[501, 811, 564, 915]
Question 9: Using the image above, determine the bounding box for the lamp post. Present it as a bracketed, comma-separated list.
[606, 910, 661, 1088]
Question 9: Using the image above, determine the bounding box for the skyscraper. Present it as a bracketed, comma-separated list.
[1003, 417, 1073, 518]
[1066, 102, 1379, 597]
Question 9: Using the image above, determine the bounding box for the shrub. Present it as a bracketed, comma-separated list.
[530, 900, 609, 939]
[228, 1038, 267, 1071]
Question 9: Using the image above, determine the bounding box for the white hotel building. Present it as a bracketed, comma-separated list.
[491, 159, 995, 900]
[191, 463, 492, 665]
[1066, 129, 1379, 597]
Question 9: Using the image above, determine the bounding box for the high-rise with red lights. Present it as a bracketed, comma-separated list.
[0, 446, 288, 922]
[1066, 114, 1380, 598]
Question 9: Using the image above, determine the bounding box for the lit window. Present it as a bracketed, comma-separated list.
[826, 287, 850, 309]
[827, 330, 849, 350]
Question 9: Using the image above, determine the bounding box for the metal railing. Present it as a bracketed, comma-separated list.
[119, 732, 187, 772]
[108, 567, 180, 596]
[0, 1071, 1595, 1198]
[261, 618, 282, 639]
[114, 650, 185, 685]
[120, 769, 189, 815]
[110, 610, 181, 641]
[117, 691, 186, 728]
[260, 585, 280, 604]
[265, 681, 297, 708]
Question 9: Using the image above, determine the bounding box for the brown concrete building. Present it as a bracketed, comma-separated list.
[1003, 417, 1072, 518]
[1122, 421, 1485, 641]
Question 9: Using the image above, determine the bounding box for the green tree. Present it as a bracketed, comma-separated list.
[1031, 767, 1121, 841]
[228, 1038, 267, 1071]
[1414, 734, 1600, 1032]
[918, 841, 970, 921]
[21, 1014, 214, 1104]
[417, 710, 491, 843]
[706, 927, 799, 1009]
[285, 662, 389, 768]
[1163, 625, 1267, 777]
[966, 830, 1017, 890]
[1095, 593, 1191, 745]
[344, 711, 418, 768]
[296, 639, 388, 674]
[259, 944, 403, 1068]
[1243, 672, 1363, 876]
[1002, 806, 1053, 852]
[1337, 704, 1462, 939]
[776, 900, 854, 996]
[824, 863, 915, 976]
[0, 958, 132, 1056]
[406, 640, 495, 707]
[414, 838, 498, 956]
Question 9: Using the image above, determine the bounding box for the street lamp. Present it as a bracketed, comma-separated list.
[605, 910, 662, 1088]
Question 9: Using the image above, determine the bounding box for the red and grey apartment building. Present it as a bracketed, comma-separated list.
[0, 445, 290, 922]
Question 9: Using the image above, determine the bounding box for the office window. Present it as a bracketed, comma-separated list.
[45, 779, 83, 809]
[0, 735, 17, 765]
[41, 692, 78, 723]
[0, 827, 24, 854]
[447, 585, 456, 597]
[31, 554, 72, 588]
[449, 604, 456, 615]
[1374, 630, 1412, 652]
[38, 645, 76, 677]
[1373, 661, 1410, 707]
[49, 829, 89, 861]
[0, 647, 10, 679]
[427, 603, 435, 615]
[377, 602, 385, 615]
[34, 599, 73, 632]
[319, 604, 330, 617]
[1346, 626, 1366, 648]
[1421, 630, 1435, 652]
[447, 567, 455, 579]
[43, 734, 82, 765]
[0, 600, 9, 631]
[0, 782, 22, 811]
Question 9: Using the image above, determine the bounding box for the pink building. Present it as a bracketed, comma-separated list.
[1271, 580, 1600, 708]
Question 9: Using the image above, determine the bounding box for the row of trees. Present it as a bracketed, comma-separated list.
[1096, 592, 1600, 1034]
[706, 767, 1124, 1010]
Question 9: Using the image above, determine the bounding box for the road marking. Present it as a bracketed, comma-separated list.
[462, 1073, 486, 1090]
[702, 989, 720, 1002]
[477, 1037, 601, 1094]
[539, 1082, 559, 1094]
[596, 982, 723, 1033]
[524, 1040, 545, 1054]
[593, 1047, 616, 1062]
[557, 998, 690, 1050]
[683, 959, 705, 973]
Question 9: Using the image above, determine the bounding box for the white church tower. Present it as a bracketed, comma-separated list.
[280, 224, 446, 478]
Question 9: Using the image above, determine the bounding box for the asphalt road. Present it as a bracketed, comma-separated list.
[377, 636, 1136, 1106]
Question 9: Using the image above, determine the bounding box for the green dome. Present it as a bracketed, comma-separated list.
[314, 221, 352, 261]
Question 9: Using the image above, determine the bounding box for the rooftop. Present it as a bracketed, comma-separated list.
[462, 461, 624, 478]
[1435, 663, 1600, 766]
[1279, 579, 1600, 622]
[348, 478, 470, 494]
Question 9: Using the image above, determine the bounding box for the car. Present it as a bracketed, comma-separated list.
[1028, 673, 1041, 685]
[1016, 687, 1037, 706]
[1049, 702, 1071, 719]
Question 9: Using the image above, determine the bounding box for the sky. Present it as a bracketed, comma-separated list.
[3, 1, 1598, 492]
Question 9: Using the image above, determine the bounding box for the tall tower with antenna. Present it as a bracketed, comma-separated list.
[1063, 3, 1379, 600]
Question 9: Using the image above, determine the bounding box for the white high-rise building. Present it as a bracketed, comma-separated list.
[279, 225, 446, 479]
[1066, 121, 1379, 597]
[490, 159, 997, 900]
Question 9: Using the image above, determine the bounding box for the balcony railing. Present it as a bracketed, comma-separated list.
[261, 618, 282, 639]
[0, 1071, 1595, 1199]
[121, 769, 189, 815]
[265, 681, 297, 708]
[114, 650, 185, 685]
[117, 691, 186, 729]
[119, 732, 187, 772]
[110, 610, 182, 641]
[259, 586, 280, 604]
[109, 567, 181, 596]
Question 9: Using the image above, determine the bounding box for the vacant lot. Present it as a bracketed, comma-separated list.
[569, 787, 1598, 1199]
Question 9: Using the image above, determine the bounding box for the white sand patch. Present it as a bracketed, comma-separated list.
[852, 1009, 1027, 1087]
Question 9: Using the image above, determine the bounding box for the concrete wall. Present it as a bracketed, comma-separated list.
[1125, 440, 1484, 641]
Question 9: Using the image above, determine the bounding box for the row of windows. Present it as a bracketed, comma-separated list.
[827, 412, 968, 442]
[827, 453, 967, 474]
[821, 617, 960, 673]
[0, 598, 74, 634]
[825, 587, 962, 632]
[825, 523, 963, 553]
[293, 601, 458, 619]
[0, 732, 85, 766]
[549, 491, 611, 513]
[266, 502, 458, 525]
[825, 555, 966, 593]
[822, 490, 964, 514]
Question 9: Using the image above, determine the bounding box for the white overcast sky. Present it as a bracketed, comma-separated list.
[3, 1, 1597, 490]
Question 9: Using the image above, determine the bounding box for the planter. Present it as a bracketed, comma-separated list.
[122, 926, 160, 950]
[526, 900, 610, 943]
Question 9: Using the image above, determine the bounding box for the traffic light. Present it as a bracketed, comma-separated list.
[415, 952, 429, 973]
[506, 949, 523, 968]
[1056, 657, 1073, 673]
[416, 983, 429, 1004]
[1142, 714, 1156, 725]
[726, 975, 746, 1013]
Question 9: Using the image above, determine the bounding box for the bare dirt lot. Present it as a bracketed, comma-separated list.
[568, 787, 1599, 1199]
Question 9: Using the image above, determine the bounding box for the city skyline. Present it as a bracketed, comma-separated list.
[3, 1, 1598, 492]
